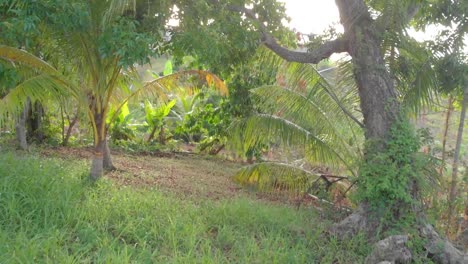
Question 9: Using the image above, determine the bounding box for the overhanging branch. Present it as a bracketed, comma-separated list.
[262, 35, 348, 64]
[210, 0, 349, 64]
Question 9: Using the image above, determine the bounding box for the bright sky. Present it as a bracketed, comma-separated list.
[280, 0, 341, 34]
[280, 0, 460, 45]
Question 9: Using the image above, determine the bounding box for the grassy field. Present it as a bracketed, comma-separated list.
[0, 150, 371, 263]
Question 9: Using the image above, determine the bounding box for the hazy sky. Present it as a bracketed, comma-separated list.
[280, 0, 341, 34]
[279, 0, 443, 43]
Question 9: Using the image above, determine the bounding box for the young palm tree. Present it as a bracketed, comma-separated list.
[230, 44, 440, 199]
[0, 47, 227, 179]
[229, 50, 363, 195]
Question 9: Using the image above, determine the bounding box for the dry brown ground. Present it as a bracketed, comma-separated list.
[39, 146, 346, 211]
[40, 147, 246, 200]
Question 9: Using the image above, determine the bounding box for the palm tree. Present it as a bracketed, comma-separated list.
[0, 0, 230, 179]
[230, 40, 440, 192]
[0, 46, 227, 180]
[229, 50, 363, 196]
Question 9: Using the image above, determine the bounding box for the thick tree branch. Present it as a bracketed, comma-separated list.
[262, 35, 348, 64]
[213, 1, 349, 64]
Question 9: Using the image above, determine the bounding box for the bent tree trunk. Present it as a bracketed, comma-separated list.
[62, 109, 79, 147]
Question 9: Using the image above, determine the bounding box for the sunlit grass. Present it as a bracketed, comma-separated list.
[0, 152, 370, 263]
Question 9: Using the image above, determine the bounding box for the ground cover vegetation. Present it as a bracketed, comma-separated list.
[0, 0, 467, 262]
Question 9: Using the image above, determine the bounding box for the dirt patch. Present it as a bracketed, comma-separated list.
[40, 146, 245, 200]
[107, 154, 246, 200]
[39, 146, 344, 208]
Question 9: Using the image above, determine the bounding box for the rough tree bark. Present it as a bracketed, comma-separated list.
[90, 112, 105, 180]
[224, 0, 466, 262]
[103, 136, 115, 171]
[15, 101, 29, 151]
[27, 101, 45, 143]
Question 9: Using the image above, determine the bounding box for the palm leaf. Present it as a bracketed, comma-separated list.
[395, 37, 439, 114]
[0, 46, 59, 75]
[0, 74, 75, 127]
[229, 113, 352, 169]
[234, 162, 321, 195]
[234, 162, 350, 198]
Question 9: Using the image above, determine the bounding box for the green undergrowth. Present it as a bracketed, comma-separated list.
[0, 152, 370, 263]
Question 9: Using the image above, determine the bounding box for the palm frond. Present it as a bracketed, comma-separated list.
[234, 162, 350, 197]
[395, 37, 439, 114]
[229, 113, 352, 169]
[252, 85, 350, 136]
[135, 69, 227, 102]
[234, 162, 320, 195]
[0, 46, 58, 75]
[0, 74, 72, 127]
[227, 49, 362, 180]
[101, 0, 135, 28]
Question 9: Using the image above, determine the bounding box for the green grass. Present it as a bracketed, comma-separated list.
[0, 152, 370, 263]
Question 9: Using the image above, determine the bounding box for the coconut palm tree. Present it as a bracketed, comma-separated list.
[0, 46, 227, 180]
[229, 40, 441, 198]
[228, 50, 363, 196]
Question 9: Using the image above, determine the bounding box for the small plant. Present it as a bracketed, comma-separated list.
[144, 99, 176, 144]
[108, 102, 136, 143]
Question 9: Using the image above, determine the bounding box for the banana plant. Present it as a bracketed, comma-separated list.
[107, 102, 135, 142]
[144, 99, 176, 144]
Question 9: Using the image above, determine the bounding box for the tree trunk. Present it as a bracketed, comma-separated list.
[103, 137, 116, 171]
[90, 113, 105, 180]
[27, 101, 45, 143]
[159, 126, 166, 145]
[147, 125, 158, 143]
[251, 0, 465, 260]
[15, 101, 29, 151]
[447, 87, 468, 235]
[62, 112, 79, 147]
[331, 0, 401, 233]
[90, 141, 104, 180]
[340, 5, 399, 143]
[440, 96, 454, 175]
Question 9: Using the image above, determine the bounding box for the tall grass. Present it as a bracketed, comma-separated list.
[0, 152, 370, 263]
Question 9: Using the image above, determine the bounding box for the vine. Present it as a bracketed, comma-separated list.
[354, 117, 434, 232]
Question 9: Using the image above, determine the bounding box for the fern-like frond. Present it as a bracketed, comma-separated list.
[0, 74, 72, 127]
[0, 46, 58, 75]
[229, 113, 352, 169]
[234, 162, 351, 198]
[234, 162, 321, 195]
